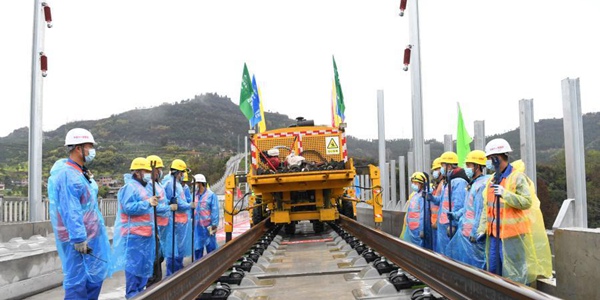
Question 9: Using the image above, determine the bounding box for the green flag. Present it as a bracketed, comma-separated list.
[456, 103, 472, 167]
[239, 63, 254, 121]
[333, 56, 345, 121]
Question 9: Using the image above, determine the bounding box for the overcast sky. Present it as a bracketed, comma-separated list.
[1, 1, 599, 143]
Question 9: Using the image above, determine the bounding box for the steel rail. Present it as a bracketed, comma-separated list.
[133, 218, 270, 300]
[338, 216, 560, 300]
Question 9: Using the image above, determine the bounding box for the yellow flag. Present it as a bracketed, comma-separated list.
[258, 87, 266, 133]
[331, 79, 342, 127]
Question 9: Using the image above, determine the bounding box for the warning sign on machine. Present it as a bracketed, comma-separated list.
[325, 136, 340, 155]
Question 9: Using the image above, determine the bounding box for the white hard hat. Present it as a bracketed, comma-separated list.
[267, 148, 279, 156]
[65, 128, 96, 146]
[194, 174, 207, 183]
[485, 138, 512, 156]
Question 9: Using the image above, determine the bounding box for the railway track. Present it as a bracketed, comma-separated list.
[134, 217, 559, 300]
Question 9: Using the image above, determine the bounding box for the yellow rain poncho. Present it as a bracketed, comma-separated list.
[477, 160, 552, 284]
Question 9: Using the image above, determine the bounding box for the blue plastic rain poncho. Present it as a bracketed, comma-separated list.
[145, 179, 170, 254]
[477, 161, 552, 284]
[183, 184, 192, 202]
[400, 192, 424, 247]
[47, 159, 110, 298]
[110, 174, 156, 279]
[194, 187, 220, 259]
[162, 174, 191, 275]
[431, 168, 469, 256]
[446, 174, 490, 268]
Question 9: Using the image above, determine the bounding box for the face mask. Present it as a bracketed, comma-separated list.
[432, 170, 440, 180]
[465, 167, 474, 179]
[84, 148, 96, 163]
[411, 183, 420, 192]
[143, 173, 152, 182]
[158, 170, 164, 180]
[440, 167, 446, 176]
[486, 159, 494, 171]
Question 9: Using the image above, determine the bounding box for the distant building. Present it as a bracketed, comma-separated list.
[12, 179, 28, 187]
[97, 176, 119, 187]
[0, 183, 5, 191]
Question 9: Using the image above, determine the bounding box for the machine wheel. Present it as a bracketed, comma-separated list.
[341, 200, 355, 219]
[252, 199, 263, 226]
[313, 221, 325, 234]
[284, 223, 296, 235]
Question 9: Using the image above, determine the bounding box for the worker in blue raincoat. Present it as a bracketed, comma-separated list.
[182, 172, 192, 202]
[192, 174, 220, 259]
[400, 172, 427, 247]
[446, 150, 489, 269]
[47, 128, 110, 299]
[162, 159, 195, 276]
[110, 157, 161, 299]
[145, 155, 170, 287]
[430, 151, 469, 256]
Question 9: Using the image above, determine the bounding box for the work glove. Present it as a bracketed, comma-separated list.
[425, 193, 434, 202]
[469, 234, 477, 243]
[148, 196, 158, 207]
[446, 226, 456, 238]
[74, 241, 88, 254]
[476, 233, 486, 242]
[447, 212, 455, 221]
[419, 231, 424, 239]
[209, 225, 218, 235]
[492, 184, 505, 196]
[170, 204, 178, 211]
[190, 202, 197, 209]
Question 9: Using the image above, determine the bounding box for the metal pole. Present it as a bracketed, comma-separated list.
[399, 156, 406, 210]
[408, 0, 425, 174]
[390, 160, 396, 210]
[29, 0, 44, 222]
[474, 121, 486, 150]
[377, 90, 387, 211]
[384, 163, 390, 209]
[407, 151, 414, 186]
[423, 144, 431, 174]
[244, 137, 248, 194]
[561, 78, 588, 228]
[519, 99, 537, 188]
[444, 134, 453, 152]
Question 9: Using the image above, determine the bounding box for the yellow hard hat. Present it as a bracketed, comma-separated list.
[410, 172, 426, 184]
[431, 157, 442, 170]
[170, 159, 187, 171]
[439, 151, 458, 165]
[465, 150, 486, 166]
[182, 172, 189, 182]
[146, 155, 164, 168]
[130, 157, 152, 171]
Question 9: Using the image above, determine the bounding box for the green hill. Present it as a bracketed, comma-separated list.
[1, 93, 600, 227]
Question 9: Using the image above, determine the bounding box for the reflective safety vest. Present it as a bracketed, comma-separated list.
[120, 184, 153, 237]
[56, 161, 101, 242]
[155, 188, 169, 226]
[485, 169, 531, 239]
[438, 184, 450, 225]
[175, 212, 188, 224]
[196, 191, 212, 227]
[430, 184, 442, 227]
[406, 194, 422, 230]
